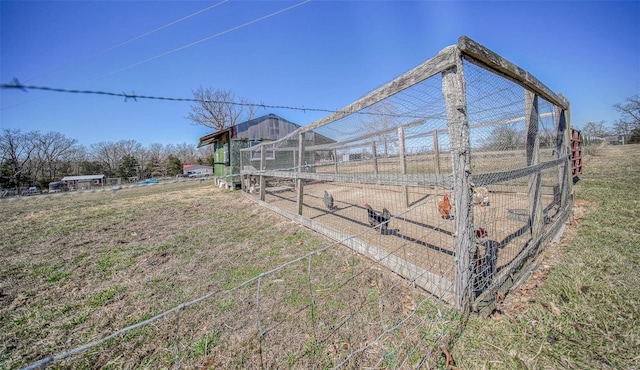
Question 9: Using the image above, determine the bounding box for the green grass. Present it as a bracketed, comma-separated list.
[1, 180, 447, 369]
[452, 144, 640, 369]
[191, 330, 221, 358]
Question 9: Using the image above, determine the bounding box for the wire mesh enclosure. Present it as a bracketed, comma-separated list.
[240, 36, 573, 313]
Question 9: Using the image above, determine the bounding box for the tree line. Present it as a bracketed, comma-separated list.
[0, 129, 214, 190]
[582, 95, 640, 143]
[479, 95, 640, 150]
[0, 87, 258, 191]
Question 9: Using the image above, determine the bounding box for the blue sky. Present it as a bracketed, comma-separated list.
[1, 0, 639, 147]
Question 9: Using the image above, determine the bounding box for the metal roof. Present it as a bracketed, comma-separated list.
[198, 113, 336, 147]
[61, 175, 106, 181]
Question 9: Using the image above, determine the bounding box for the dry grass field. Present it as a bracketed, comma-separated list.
[0, 180, 454, 369]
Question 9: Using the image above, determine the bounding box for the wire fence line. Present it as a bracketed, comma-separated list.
[21, 206, 455, 369]
[0, 176, 210, 203]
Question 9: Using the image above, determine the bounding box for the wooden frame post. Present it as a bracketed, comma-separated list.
[292, 149, 297, 170]
[442, 50, 473, 312]
[398, 126, 409, 207]
[259, 145, 266, 201]
[556, 101, 571, 209]
[333, 149, 339, 174]
[525, 90, 543, 242]
[433, 129, 441, 175]
[297, 133, 305, 215]
[371, 141, 378, 175]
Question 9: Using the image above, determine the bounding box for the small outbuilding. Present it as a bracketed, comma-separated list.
[183, 164, 213, 177]
[61, 175, 106, 190]
[198, 113, 335, 189]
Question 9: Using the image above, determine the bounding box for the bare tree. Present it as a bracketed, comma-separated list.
[481, 123, 526, 151]
[32, 132, 78, 181]
[613, 95, 640, 129]
[187, 87, 258, 130]
[613, 95, 640, 143]
[358, 102, 400, 157]
[90, 142, 121, 176]
[174, 142, 198, 165]
[197, 144, 215, 166]
[0, 129, 37, 188]
[582, 120, 609, 140]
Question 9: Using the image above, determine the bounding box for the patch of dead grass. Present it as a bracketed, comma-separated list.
[1, 180, 452, 369]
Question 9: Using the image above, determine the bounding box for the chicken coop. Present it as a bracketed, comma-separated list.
[240, 36, 573, 313]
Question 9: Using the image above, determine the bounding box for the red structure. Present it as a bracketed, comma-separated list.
[571, 128, 583, 179]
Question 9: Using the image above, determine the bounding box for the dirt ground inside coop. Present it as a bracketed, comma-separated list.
[248, 179, 558, 293]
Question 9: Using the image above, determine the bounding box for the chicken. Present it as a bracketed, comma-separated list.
[324, 190, 336, 211]
[364, 203, 391, 233]
[475, 227, 488, 239]
[472, 186, 490, 206]
[472, 228, 498, 296]
[438, 193, 452, 219]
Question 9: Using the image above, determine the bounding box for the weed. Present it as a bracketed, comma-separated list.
[47, 270, 71, 282]
[192, 330, 220, 357]
[88, 286, 124, 307]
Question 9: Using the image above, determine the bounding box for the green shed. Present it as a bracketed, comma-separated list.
[198, 114, 335, 189]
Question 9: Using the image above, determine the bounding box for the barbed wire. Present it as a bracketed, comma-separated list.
[1, 81, 435, 120]
[0, 80, 337, 113]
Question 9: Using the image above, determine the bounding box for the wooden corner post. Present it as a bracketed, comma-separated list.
[442, 48, 473, 312]
[297, 132, 305, 215]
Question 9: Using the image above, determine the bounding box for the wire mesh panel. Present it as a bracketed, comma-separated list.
[241, 36, 573, 317]
[241, 59, 459, 307]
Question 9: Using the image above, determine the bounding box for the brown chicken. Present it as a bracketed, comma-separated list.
[438, 193, 452, 219]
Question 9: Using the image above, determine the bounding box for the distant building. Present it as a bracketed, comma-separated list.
[182, 164, 213, 177]
[60, 175, 106, 190]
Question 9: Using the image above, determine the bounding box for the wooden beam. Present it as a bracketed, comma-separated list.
[556, 105, 571, 209]
[457, 36, 568, 110]
[259, 146, 266, 201]
[442, 49, 473, 311]
[252, 46, 456, 150]
[305, 119, 425, 152]
[398, 126, 409, 207]
[525, 91, 543, 243]
[433, 129, 441, 175]
[297, 133, 305, 215]
[242, 170, 454, 189]
[471, 157, 566, 186]
[372, 141, 379, 175]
